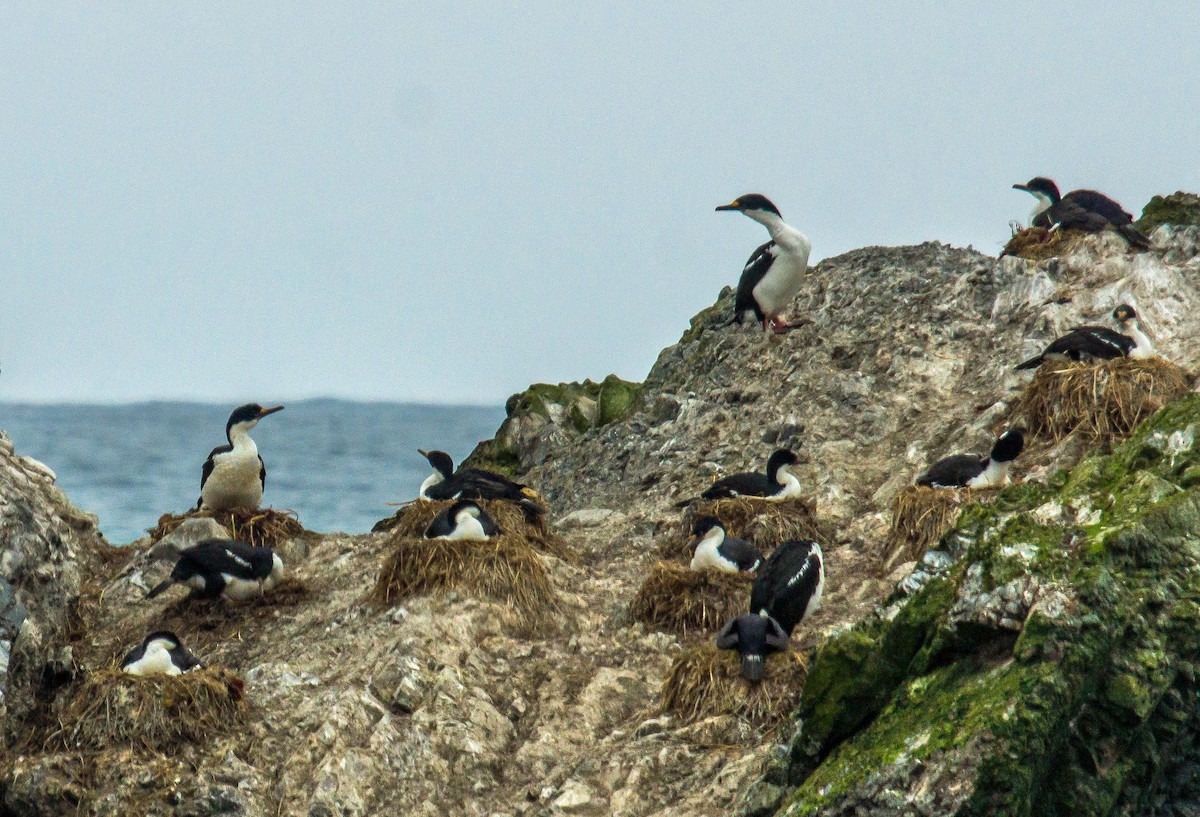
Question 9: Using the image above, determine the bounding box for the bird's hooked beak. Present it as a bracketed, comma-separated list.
[715, 199, 742, 212]
[259, 405, 285, 417]
[1012, 183, 1030, 192]
[417, 448, 429, 458]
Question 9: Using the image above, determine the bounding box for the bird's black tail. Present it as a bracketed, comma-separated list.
[147, 579, 174, 599]
[1014, 355, 1043, 371]
[1118, 223, 1151, 251]
[518, 497, 548, 524]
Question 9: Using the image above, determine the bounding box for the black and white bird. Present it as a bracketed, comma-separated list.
[147, 539, 285, 601]
[1113, 303, 1156, 359]
[1013, 177, 1150, 250]
[716, 194, 812, 334]
[716, 539, 825, 681]
[688, 516, 763, 573]
[676, 449, 801, 507]
[120, 631, 203, 677]
[916, 429, 1025, 489]
[423, 500, 502, 541]
[417, 449, 546, 521]
[1015, 306, 1143, 370]
[198, 403, 284, 511]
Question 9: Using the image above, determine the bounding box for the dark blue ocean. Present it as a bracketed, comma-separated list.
[0, 401, 505, 544]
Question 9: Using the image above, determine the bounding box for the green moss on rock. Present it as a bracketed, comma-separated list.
[1136, 191, 1200, 232]
[770, 394, 1200, 816]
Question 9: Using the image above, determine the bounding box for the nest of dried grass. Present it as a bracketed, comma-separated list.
[370, 533, 559, 623]
[882, 485, 993, 570]
[50, 667, 246, 752]
[1014, 358, 1193, 444]
[661, 643, 808, 727]
[1000, 227, 1085, 261]
[673, 497, 822, 556]
[372, 499, 571, 559]
[149, 507, 307, 549]
[630, 561, 753, 634]
[154, 576, 312, 632]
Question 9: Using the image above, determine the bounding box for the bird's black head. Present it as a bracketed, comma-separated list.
[448, 499, 482, 519]
[715, 613, 790, 682]
[1012, 177, 1061, 201]
[226, 403, 284, 437]
[142, 630, 182, 649]
[716, 194, 782, 218]
[766, 448, 798, 476]
[691, 515, 725, 538]
[991, 429, 1025, 464]
[419, 449, 455, 479]
[1112, 303, 1138, 322]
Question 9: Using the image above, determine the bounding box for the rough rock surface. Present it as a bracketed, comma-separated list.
[2, 218, 1200, 816]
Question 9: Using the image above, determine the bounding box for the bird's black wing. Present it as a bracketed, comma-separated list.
[1065, 189, 1134, 225]
[171, 645, 204, 671]
[423, 507, 455, 538]
[721, 535, 764, 571]
[480, 510, 503, 537]
[197, 443, 230, 507]
[916, 454, 986, 488]
[1046, 326, 1134, 360]
[751, 540, 823, 634]
[454, 467, 528, 501]
[183, 540, 272, 581]
[701, 471, 772, 500]
[734, 241, 776, 322]
[1047, 200, 1110, 233]
[258, 455, 266, 492]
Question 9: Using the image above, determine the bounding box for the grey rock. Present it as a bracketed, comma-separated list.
[150, 516, 231, 562]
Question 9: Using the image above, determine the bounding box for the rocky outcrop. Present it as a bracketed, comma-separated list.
[3, 212, 1200, 816]
[764, 394, 1200, 815]
[0, 432, 110, 731]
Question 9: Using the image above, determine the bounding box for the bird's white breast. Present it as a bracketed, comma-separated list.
[202, 445, 263, 510]
[967, 459, 1010, 489]
[443, 516, 488, 541]
[123, 644, 181, 677]
[690, 529, 738, 573]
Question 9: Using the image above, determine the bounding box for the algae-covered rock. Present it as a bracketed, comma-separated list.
[1137, 191, 1200, 233]
[769, 394, 1200, 816]
[466, 375, 643, 474]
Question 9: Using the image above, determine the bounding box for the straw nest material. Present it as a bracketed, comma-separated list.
[149, 507, 307, 549]
[370, 533, 559, 622]
[50, 667, 246, 752]
[629, 561, 753, 634]
[661, 643, 808, 727]
[883, 485, 998, 570]
[372, 499, 571, 559]
[1000, 227, 1085, 261]
[1014, 358, 1193, 444]
[673, 497, 823, 556]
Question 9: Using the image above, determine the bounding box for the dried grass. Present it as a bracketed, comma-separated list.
[370, 533, 560, 624]
[882, 486, 995, 570]
[49, 667, 246, 752]
[672, 497, 823, 557]
[154, 576, 312, 629]
[1000, 227, 1086, 261]
[149, 507, 307, 549]
[372, 499, 572, 559]
[1014, 358, 1193, 444]
[661, 643, 808, 727]
[629, 561, 753, 634]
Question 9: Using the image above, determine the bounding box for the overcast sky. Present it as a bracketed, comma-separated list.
[2, 3, 1197, 405]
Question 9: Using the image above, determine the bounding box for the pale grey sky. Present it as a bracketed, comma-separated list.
[2, 3, 1197, 404]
